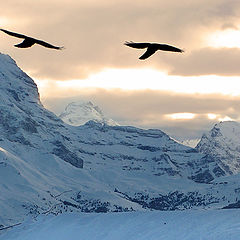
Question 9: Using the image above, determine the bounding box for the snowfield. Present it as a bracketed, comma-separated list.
[0, 209, 240, 240]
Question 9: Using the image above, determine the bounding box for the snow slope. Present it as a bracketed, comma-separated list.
[1, 210, 240, 240]
[59, 101, 118, 126]
[177, 138, 200, 148]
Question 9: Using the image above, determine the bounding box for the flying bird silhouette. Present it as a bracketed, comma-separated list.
[124, 41, 184, 60]
[0, 29, 64, 50]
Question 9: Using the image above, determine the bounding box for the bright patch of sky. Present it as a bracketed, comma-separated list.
[36, 68, 240, 97]
[207, 29, 240, 48]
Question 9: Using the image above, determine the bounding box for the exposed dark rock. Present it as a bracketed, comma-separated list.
[190, 170, 214, 183]
[52, 141, 83, 168]
[213, 166, 226, 177]
[222, 201, 240, 209]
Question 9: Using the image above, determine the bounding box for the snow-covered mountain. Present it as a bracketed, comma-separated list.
[0, 53, 240, 228]
[59, 101, 118, 126]
[196, 121, 240, 175]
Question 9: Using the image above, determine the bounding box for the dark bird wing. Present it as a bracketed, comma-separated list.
[34, 39, 64, 50]
[0, 28, 28, 39]
[157, 44, 184, 53]
[124, 41, 150, 49]
[14, 38, 36, 48]
[1, 28, 64, 50]
[124, 40, 184, 60]
[139, 46, 157, 60]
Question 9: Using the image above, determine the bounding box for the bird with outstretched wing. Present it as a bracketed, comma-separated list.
[0, 29, 64, 50]
[124, 41, 184, 60]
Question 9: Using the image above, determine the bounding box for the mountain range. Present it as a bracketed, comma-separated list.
[0, 53, 240, 227]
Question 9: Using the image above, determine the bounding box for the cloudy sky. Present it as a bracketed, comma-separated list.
[1, 0, 240, 140]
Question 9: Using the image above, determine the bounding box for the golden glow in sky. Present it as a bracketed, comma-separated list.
[164, 113, 233, 121]
[207, 113, 217, 120]
[165, 113, 196, 120]
[35, 68, 240, 97]
[206, 114, 233, 121]
[207, 29, 240, 48]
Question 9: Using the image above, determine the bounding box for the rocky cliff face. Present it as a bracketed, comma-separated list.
[0, 53, 83, 168]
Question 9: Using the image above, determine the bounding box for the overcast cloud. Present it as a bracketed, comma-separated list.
[1, 0, 240, 139]
[168, 48, 240, 76]
[1, 0, 240, 79]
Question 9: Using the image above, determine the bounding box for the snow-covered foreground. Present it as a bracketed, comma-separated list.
[1, 210, 239, 240]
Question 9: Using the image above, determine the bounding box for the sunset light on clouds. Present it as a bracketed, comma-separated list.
[207, 28, 240, 48]
[36, 70, 240, 96]
[1, 0, 240, 139]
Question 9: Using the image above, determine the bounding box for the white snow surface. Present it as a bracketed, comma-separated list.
[1, 210, 240, 240]
[59, 101, 118, 126]
[173, 138, 200, 148]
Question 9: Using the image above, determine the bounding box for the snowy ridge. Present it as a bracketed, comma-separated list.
[197, 121, 240, 175]
[176, 138, 200, 148]
[0, 53, 240, 227]
[59, 101, 118, 126]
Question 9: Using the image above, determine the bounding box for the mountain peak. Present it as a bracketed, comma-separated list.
[197, 120, 240, 175]
[0, 53, 84, 169]
[0, 53, 40, 107]
[59, 100, 118, 126]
